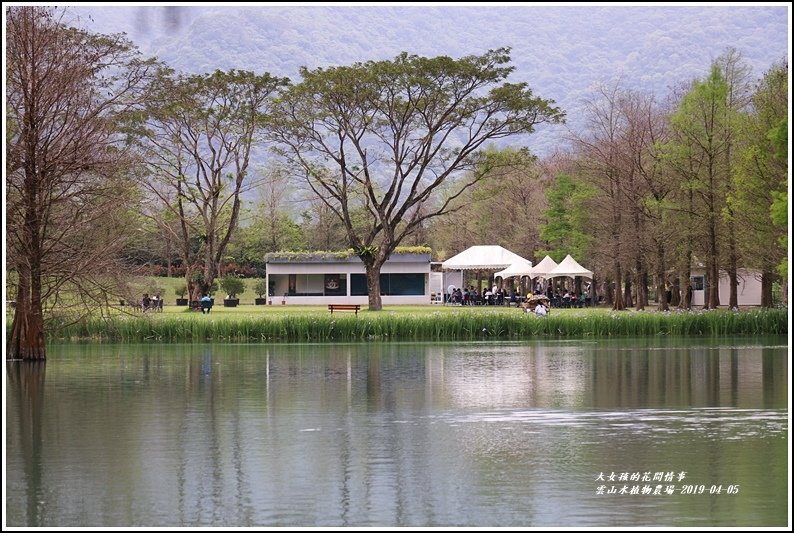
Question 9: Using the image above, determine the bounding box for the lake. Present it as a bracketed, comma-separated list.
[5, 337, 788, 526]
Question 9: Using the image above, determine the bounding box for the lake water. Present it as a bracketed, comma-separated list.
[5, 337, 789, 527]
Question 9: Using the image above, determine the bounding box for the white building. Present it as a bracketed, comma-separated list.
[690, 268, 763, 306]
[429, 262, 462, 304]
[265, 251, 431, 305]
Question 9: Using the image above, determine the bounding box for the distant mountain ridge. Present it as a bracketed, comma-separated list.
[73, 5, 789, 155]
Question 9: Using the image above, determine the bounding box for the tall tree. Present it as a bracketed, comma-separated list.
[272, 48, 563, 309]
[570, 83, 631, 310]
[135, 69, 288, 300]
[6, 7, 153, 360]
[430, 147, 547, 262]
[616, 90, 673, 310]
[227, 164, 306, 274]
[716, 48, 754, 309]
[729, 62, 788, 306]
[538, 173, 594, 263]
[669, 66, 732, 309]
[299, 196, 350, 252]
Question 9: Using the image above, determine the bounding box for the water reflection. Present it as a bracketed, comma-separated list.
[5, 338, 788, 527]
[7, 362, 47, 526]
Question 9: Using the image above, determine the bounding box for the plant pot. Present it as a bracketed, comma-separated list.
[255, 298, 267, 305]
[176, 298, 188, 306]
[223, 298, 239, 307]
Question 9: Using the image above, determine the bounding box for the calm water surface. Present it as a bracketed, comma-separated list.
[5, 337, 788, 527]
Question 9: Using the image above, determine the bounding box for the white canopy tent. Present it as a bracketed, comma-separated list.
[529, 255, 559, 279]
[494, 261, 535, 280]
[441, 245, 531, 271]
[545, 254, 594, 280]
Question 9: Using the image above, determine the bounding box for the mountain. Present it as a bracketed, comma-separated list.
[72, 5, 789, 155]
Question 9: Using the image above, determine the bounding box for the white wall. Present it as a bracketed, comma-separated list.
[266, 257, 430, 305]
[430, 271, 463, 296]
[690, 269, 762, 306]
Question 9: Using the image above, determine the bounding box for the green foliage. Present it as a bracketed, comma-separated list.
[253, 280, 269, 297]
[175, 284, 187, 298]
[729, 63, 787, 277]
[354, 245, 378, 262]
[768, 117, 787, 159]
[220, 275, 246, 298]
[392, 246, 433, 255]
[538, 173, 594, 262]
[149, 283, 166, 298]
[265, 247, 432, 261]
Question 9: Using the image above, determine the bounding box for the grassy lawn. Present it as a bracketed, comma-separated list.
[150, 302, 617, 318]
[7, 275, 787, 342]
[127, 276, 269, 304]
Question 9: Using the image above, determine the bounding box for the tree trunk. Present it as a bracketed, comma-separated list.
[10, 169, 46, 361]
[9, 271, 47, 361]
[726, 225, 739, 309]
[364, 261, 384, 311]
[727, 267, 738, 309]
[166, 238, 173, 278]
[682, 248, 692, 309]
[612, 265, 624, 311]
[709, 261, 720, 309]
[760, 270, 774, 308]
[683, 275, 693, 310]
[605, 277, 614, 307]
[671, 276, 681, 308]
[635, 261, 646, 311]
[624, 275, 633, 308]
[706, 213, 720, 309]
[656, 243, 668, 312]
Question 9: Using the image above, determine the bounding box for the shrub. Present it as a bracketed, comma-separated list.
[175, 284, 187, 298]
[253, 279, 269, 297]
[220, 275, 246, 298]
[149, 283, 166, 298]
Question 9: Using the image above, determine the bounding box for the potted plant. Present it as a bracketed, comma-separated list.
[175, 284, 188, 306]
[253, 279, 268, 305]
[220, 275, 245, 307]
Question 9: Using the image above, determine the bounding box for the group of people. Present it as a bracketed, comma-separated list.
[141, 293, 163, 312]
[444, 281, 591, 315]
[446, 285, 519, 306]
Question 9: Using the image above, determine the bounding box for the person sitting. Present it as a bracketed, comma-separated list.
[535, 302, 548, 317]
[142, 293, 151, 311]
[562, 291, 571, 307]
[200, 294, 213, 314]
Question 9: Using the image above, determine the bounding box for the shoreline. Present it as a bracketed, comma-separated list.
[34, 308, 788, 343]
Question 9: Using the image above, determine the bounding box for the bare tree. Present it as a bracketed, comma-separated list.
[617, 90, 674, 310]
[6, 6, 154, 360]
[135, 69, 288, 300]
[569, 83, 630, 310]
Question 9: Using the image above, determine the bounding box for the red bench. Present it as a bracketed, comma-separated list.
[328, 304, 361, 315]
